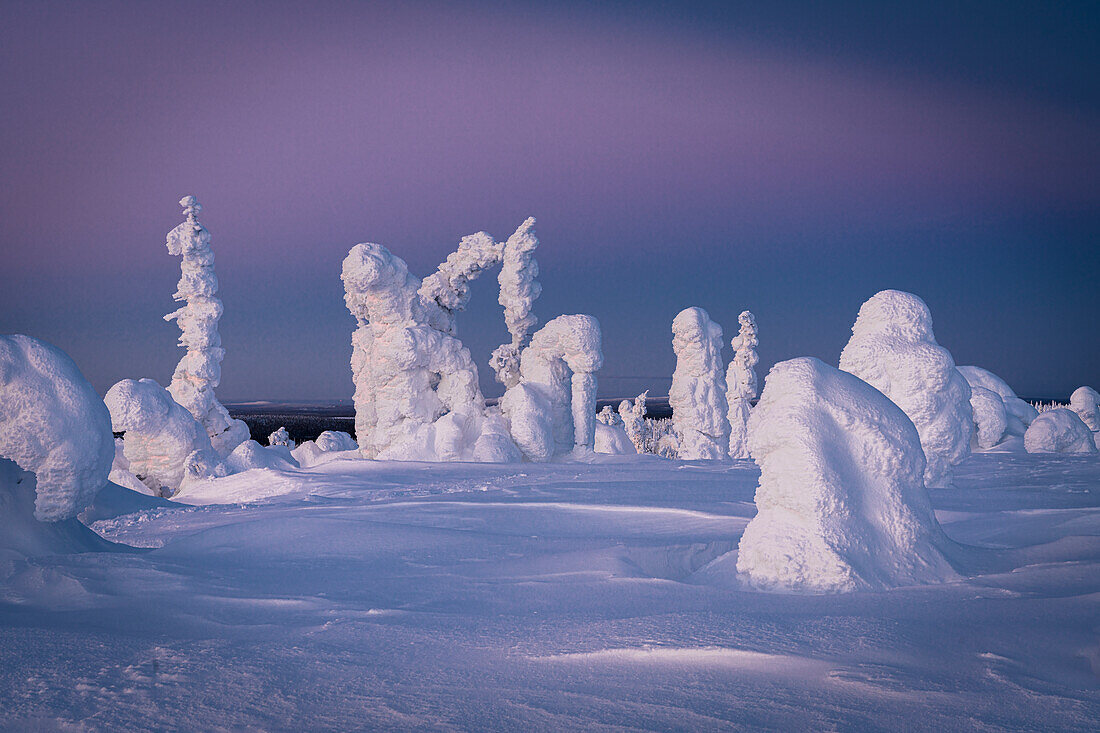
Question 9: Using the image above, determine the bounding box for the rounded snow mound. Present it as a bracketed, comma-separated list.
[839, 290, 972, 487]
[315, 431, 358, 453]
[737, 357, 955, 593]
[957, 366, 1037, 435]
[594, 422, 636, 455]
[1024, 409, 1097, 455]
[0, 335, 114, 521]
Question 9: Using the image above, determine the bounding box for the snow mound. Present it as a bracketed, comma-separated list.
[0, 334, 114, 521]
[595, 421, 637, 455]
[957, 365, 1037, 436]
[1023, 409, 1097, 454]
[223, 440, 299, 473]
[737, 357, 955, 593]
[969, 386, 1008, 450]
[376, 409, 521, 463]
[1069, 386, 1100, 432]
[725, 310, 758, 459]
[315, 431, 357, 453]
[839, 290, 972, 486]
[105, 378, 215, 497]
[670, 307, 728, 460]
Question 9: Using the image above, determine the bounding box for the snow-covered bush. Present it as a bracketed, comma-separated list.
[969, 386, 1008, 450]
[1069, 386, 1100, 432]
[839, 290, 972, 487]
[501, 315, 602, 461]
[1024, 409, 1097, 454]
[670, 307, 728, 460]
[164, 196, 249, 457]
[737, 357, 955, 593]
[268, 426, 294, 449]
[648, 418, 680, 458]
[957, 366, 1037, 436]
[618, 392, 649, 454]
[105, 378, 217, 497]
[0, 335, 115, 522]
[725, 310, 758, 459]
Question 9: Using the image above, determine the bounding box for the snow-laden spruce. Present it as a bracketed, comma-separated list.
[839, 290, 973, 486]
[268, 427, 294, 448]
[1069, 386, 1100, 432]
[490, 217, 540, 388]
[736, 357, 955, 593]
[164, 196, 249, 457]
[105, 378, 219, 497]
[0, 335, 114, 522]
[725, 310, 758, 459]
[957, 366, 1038, 437]
[500, 314, 602, 461]
[618, 392, 649, 454]
[1024, 408, 1098, 454]
[969, 386, 1008, 450]
[670, 307, 728, 460]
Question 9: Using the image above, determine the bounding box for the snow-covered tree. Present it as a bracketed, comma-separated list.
[1024, 408, 1097, 454]
[969, 386, 1007, 450]
[725, 310, 758, 459]
[1069, 386, 1100, 432]
[957, 365, 1037, 436]
[839, 290, 973, 487]
[0, 335, 114, 522]
[500, 314, 602, 461]
[268, 427, 294, 449]
[164, 196, 249, 457]
[670, 307, 728, 459]
[737, 357, 955, 593]
[618, 391, 649, 454]
[490, 218, 540, 388]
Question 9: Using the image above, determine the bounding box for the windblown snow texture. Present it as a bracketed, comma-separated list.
[737, 357, 955, 593]
[0, 335, 114, 521]
[840, 290, 973, 487]
[726, 310, 758, 459]
[670, 307, 728, 460]
[164, 196, 249, 457]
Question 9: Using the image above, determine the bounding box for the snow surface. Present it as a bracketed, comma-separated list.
[737, 357, 955, 593]
[1, 450, 1098, 730]
[1024, 408, 1098, 455]
[0, 335, 114, 521]
[840, 290, 973, 487]
[670, 307, 728, 460]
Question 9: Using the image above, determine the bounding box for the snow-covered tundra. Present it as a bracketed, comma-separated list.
[737, 357, 956, 593]
[840, 290, 973, 487]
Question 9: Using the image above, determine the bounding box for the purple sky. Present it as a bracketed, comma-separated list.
[2, 1, 1098, 400]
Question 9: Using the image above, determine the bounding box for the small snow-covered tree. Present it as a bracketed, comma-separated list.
[725, 310, 758, 459]
[268, 427, 294, 449]
[839, 290, 972, 487]
[164, 196, 249, 457]
[618, 391, 649, 454]
[670, 307, 728, 460]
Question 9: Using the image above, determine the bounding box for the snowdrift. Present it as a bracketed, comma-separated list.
[737, 357, 955, 593]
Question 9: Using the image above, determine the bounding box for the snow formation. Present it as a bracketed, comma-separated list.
[315, 430, 358, 453]
[1024, 408, 1098, 454]
[969, 386, 1008, 450]
[737, 357, 955, 593]
[223, 440, 299, 473]
[105, 378, 217, 497]
[501, 315, 602, 461]
[670, 307, 728, 460]
[839, 290, 973, 486]
[268, 427, 294, 448]
[1069, 386, 1100, 432]
[490, 218, 540, 388]
[725, 310, 758, 459]
[0, 335, 114, 521]
[957, 366, 1037, 436]
[618, 392, 649, 454]
[164, 196, 249, 457]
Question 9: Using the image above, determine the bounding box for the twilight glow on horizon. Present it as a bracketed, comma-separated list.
[2, 0, 1097, 401]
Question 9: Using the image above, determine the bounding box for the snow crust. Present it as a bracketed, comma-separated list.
[1024, 408, 1098, 454]
[737, 357, 955, 593]
[0, 335, 114, 521]
[957, 365, 1037, 436]
[969, 385, 1008, 450]
[725, 310, 758, 459]
[1069, 386, 1100, 432]
[839, 290, 973, 486]
[501, 315, 602, 461]
[670, 307, 728, 460]
[163, 196, 249, 457]
[105, 378, 215, 497]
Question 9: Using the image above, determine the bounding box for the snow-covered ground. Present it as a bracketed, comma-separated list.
[1, 452, 1098, 730]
